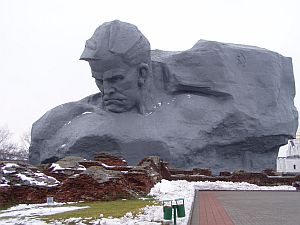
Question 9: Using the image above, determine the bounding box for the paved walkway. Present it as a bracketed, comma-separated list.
[189, 190, 300, 225]
[199, 191, 234, 225]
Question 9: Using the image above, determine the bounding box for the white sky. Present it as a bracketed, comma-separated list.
[1, 0, 300, 143]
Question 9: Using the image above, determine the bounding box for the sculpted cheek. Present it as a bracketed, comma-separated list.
[119, 81, 137, 90]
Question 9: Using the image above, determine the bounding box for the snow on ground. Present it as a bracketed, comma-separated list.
[0, 202, 89, 218]
[1, 162, 60, 187]
[82, 112, 93, 115]
[50, 163, 86, 171]
[0, 177, 9, 187]
[0, 180, 296, 225]
[49, 163, 65, 171]
[193, 180, 297, 191]
[0, 205, 89, 218]
[16, 173, 52, 187]
[2, 163, 20, 168]
[0, 217, 50, 225]
[0, 202, 89, 225]
[1, 163, 20, 175]
[18, 172, 60, 187]
[1, 202, 65, 212]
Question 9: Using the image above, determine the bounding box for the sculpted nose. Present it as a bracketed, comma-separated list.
[104, 86, 116, 95]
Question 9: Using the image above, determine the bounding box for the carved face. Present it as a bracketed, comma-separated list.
[89, 60, 141, 113]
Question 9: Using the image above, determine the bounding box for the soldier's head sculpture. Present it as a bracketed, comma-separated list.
[80, 20, 152, 114]
[29, 20, 297, 173]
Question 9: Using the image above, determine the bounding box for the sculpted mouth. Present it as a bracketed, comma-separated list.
[103, 99, 125, 105]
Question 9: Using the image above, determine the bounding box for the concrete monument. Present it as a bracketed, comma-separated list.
[29, 20, 298, 172]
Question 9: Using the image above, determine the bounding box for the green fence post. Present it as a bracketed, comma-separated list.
[175, 198, 186, 218]
[162, 200, 173, 220]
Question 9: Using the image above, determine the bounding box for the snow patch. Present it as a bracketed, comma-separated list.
[17, 173, 48, 186]
[145, 111, 153, 116]
[77, 165, 87, 171]
[0, 203, 89, 218]
[1, 163, 20, 174]
[60, 143, 67, 148]
[50, 163, 86, 171]
[0, 177, 9, 187]
[2, 163, 19, 169]
[16, 173, 59, 187]
[49, 163, 65, 171]
[64, 120, 72, 126]
[2, 170, 15, 175]
[101, 163, 115, 168]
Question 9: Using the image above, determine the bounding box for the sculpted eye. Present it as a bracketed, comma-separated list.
[95, 78, 103, 85]
[115, 75, 124, 80]
[110, 75, 124, 83]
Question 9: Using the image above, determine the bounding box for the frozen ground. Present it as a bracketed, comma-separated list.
[0, 202, 89, 225]
[0, 180, 296, 225]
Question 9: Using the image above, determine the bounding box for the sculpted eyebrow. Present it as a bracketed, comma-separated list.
[91, 71, 103, 79]
[103, 74, 124, 81]
[112, 74, 124, 79]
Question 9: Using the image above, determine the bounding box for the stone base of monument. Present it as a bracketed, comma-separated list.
[0, 154, 167, 205]
[1, 153, 300, 206]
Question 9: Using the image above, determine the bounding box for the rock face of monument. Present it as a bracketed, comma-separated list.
[29, 21, 298, 173]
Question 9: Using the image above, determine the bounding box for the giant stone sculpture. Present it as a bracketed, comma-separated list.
[29, 20, 298, 173]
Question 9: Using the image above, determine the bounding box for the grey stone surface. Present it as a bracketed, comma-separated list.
[215, 191, 300, 225]
[29, 20, 298, 173]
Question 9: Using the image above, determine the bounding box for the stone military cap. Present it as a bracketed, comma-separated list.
[80, 20, 151, 65]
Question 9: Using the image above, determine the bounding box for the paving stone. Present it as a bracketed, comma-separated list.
[192, 191, 300, 225]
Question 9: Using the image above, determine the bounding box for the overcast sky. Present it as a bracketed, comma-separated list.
[1, 0, 300, 143]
